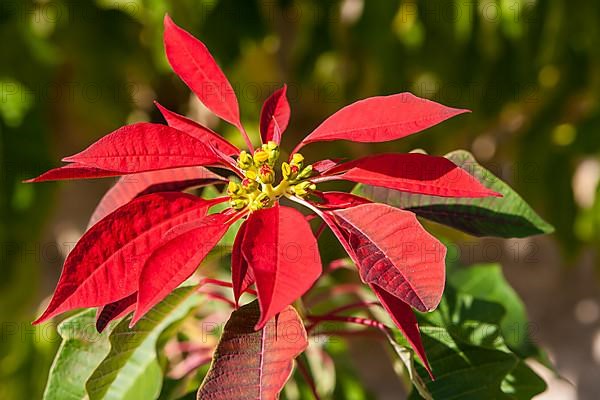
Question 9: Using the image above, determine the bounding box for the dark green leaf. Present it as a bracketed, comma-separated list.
[353, 150, 554, 238]
[392, 282, 547, 399]
[501, 361, 547, 399]
[448, 264, 537, 357]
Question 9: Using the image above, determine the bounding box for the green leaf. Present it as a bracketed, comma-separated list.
[395, 280, 548, 400]
[501, 361, 547, 399]
[448, 264, 537, 357]
[86, 286, 199, 400]
[353, 150, 554, 238]
[43, 310, 112, 400]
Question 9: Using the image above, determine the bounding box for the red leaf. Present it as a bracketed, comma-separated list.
[242, 204, 322, 329]
[154, 101, 239, 155]
[163, 15, 241, 130]
[370, 284, 433, 378]
[324, 153, 500, 198]
[24, 163, 122, 183]
[311, 191, 371, 210]
[294, 93, 468, 152]
[331, 203, 446, 312]
[197, 301, 307, 399]
[95, 293, 137, 333]
[62, 123, 221, 173]
[132, 213, 232, 325]
[33, 192, 214, 324]
[259, 85, 290, 144]
[88, 167, 225, 228]
[231, 221, 254, 306]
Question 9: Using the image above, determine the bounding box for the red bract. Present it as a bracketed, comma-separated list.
[29, 15, 500, 378]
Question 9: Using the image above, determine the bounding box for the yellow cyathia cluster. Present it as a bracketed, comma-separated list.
[228, 141, 316, 211]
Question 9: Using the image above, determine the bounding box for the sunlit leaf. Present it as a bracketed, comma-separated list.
[86, 286, 199, 400]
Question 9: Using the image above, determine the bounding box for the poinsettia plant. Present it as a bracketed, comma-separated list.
[32, 15, 555, 400]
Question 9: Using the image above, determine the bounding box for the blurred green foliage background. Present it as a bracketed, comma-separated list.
[2, 0, 600, 398]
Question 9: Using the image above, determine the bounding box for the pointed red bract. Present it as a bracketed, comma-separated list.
[231, 221, 254, 306]
[62, 123, 221, 173]
[132, 213, 233, 325]
[163, 15, 242, 130]
[259, 85, 290, 144]
[33, 193, 215, 325]
[323, 153, 500, 198]
[95, 293, 137, 333]
[88, 167, 225, 228]
[242, 204, 322, 329]
[293, 93, 469, 152]
[370, 284, 433, 378]
[25, 163, 122, 182]
[311, 191, 371, 210]
[331, 204, 446, 312]
[154, 102, 239, 155]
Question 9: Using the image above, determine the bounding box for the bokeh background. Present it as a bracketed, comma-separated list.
[1, 0, 600, 398]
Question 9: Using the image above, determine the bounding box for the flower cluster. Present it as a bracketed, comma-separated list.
[228, 143, 315, 211]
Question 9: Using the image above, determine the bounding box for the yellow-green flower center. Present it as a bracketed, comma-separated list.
[228, 141, 316, 212]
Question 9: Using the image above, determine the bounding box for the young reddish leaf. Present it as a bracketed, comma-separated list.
[62, 123, 221, 173]
[311, 191, 371, 210]
[163, 15, 241, 130]
[132, 213, 233, 325]
[370, 284, 433, 378]
[197, 300, 307, 399]
[259, 85, 290, 144]
[331, 203, 446, 312]
[242, 204, 322, 329]
[293, 93, 469, 152]
[231, 221, 254, 306]
[322, 153, 500, 198]
[312, 159, 342, 175]
[33, 193, 214, 324]
[88, 167, 225, 228]
[24, 163, 122, 183]
[154, 101, 239, 155]
[95, 293, 137, 333]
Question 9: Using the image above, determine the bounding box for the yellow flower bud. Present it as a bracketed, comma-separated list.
[266, 141, 278, 150]
[230, 198, 247, 210]
[292, 153, 304, 165]
[245, 169, 258, 180]
[293, 181, 314, 197]
[253, 149, 269, 165]
[259, 164, 275, 184]
[281, 162, 292, 180]
[297, 165, 313, 180]
[249, 193, 271, 211]
[227, 181, 242, 195]
[268, 147, 280, 165]
[242, 177, 258, 191]
[238, 151, 253, 170]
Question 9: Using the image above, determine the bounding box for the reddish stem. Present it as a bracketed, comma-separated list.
[201, 292, 236, 308]
[305, 283, 364, 307]
[314, 221, 327, 239]
[306, 314, 390, 335]
[322, 301, 381, 316]
[296, 357, 321, 400]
